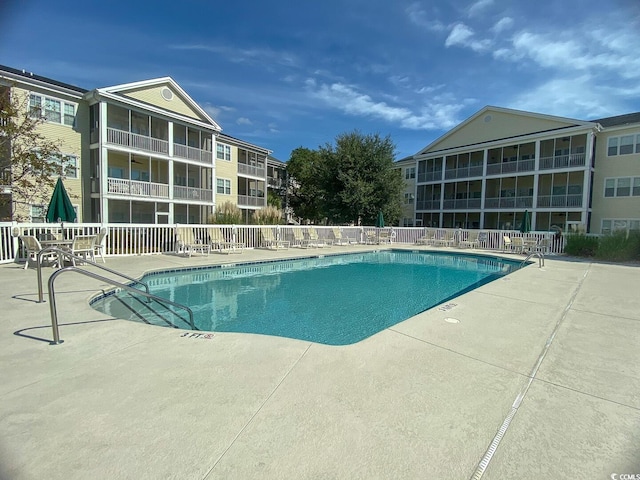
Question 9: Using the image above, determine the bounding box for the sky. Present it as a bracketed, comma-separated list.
[1, 0, 640, 161]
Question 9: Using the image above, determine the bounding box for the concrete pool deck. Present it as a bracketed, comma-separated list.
[0, 245, 638, 479]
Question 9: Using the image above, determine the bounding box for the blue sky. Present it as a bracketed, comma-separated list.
[1, 0, 640, 160]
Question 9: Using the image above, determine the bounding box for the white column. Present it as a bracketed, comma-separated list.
[479, 148, 488, 228]
[99, 102, 109, 223]
[582, 130, 596, 228]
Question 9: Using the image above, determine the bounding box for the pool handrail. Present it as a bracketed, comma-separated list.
[46, 265, 195, 344]
[36, 246, 150, 304]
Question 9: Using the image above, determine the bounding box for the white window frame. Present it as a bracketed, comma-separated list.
[216, 178, 231, 195]
[29, 93, 76, 127]
[604, 176, 640, 197]
[49, 154, 78, 179]
[216, 144, 231, 161]
[607, 133, 640, 156]
[601, 218, 640, 235]
[30, 204, 47, 223]
[405, 167, 415, 180]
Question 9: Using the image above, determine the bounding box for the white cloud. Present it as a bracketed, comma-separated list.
[492, 17, 513, 34]
[306, 80, 464, 130]
[237, 117, 252, 125]
[405, 2, 446, 32]
[468, 0, 494, 17]
[445, 23, 491, 52]
[169, 43, 298, 68]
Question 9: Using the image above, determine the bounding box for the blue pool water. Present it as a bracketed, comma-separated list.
[92, 251, 520, 345]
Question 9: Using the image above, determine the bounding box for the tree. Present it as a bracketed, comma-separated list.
[0, 86, 66, 221]
[286, 147, 328, 223]
[287, 131, 404, 225]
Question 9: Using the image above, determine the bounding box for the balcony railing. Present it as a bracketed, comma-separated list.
[238, 195, 265, 207]
[174, 144, 213, 164]
[443, 165, 483, 180]
[484, 196, 533, 209]
[442, 198, 482, 210]
[486, 158, 535, 176]
[537, 194, 583, 208]
[415, 200, 440, 210]
[539, 153, 586, 170]
[238, 163, 266, 178]
[417, 171, 443, 183]
[106, 128, 169, 155]
[107, 178, 169, 198]
[173, 185, 213, 202]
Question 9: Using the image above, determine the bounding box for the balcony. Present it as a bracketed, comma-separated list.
[537, 194, 583, 208]
[442, 198, 482, 210]
[238, 195, 265, 207]
[106, 128, 169, 155]
[486, 158, 535, 176]
[174, 144, 213, 165]
[443, 165, 483, 180]
[107, 178, 169, 198]
[539, 153, 586, 170]
[415, 200, 440, 210]
[173, 185, 213, 202]
[484, 196, 533, 209]
[417, 171, 443, 183]
[238, 163, 266, 178]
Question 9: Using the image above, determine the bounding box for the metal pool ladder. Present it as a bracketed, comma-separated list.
[520, 251, 545, 268]
[36, 247, 195, 345]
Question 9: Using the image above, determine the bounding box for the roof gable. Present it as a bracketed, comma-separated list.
[95, 77, 221, 130]
[419, 106, 595, 154]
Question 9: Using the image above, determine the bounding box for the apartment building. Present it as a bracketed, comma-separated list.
[0, 65, 271, 224]
[399, 106, 640, 234]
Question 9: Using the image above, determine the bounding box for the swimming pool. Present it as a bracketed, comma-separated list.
[92, 251, 521, 345]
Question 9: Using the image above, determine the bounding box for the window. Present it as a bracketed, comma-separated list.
[605, 177, 640, 197]
[30, 204, 46, 223]
[405, 167, 415, 179]
[604, 179, 615, 197]
[216, 178, 231, 195]
[607, 134, 640, 156]
[216, 144, 231, 161]
[29, 93, 75, 126]
[48, 154, 78, 179]
[404, 193, 414, 204]
[602, 219, 640, 235]
[617, 177, 631, 196]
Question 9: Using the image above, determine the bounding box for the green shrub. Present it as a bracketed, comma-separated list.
[564, 233, 599, 257]
[595, 231, 640, 262]
[252, 206, 283, 225]
[209, 201, 242, 224]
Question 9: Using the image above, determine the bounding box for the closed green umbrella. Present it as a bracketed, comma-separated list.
[46, 178, 77, 223]
[519, 209, 531, 233]
[375, 211, 385, 228]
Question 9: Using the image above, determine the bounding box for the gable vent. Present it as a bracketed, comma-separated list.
[161, 87, 174, 101]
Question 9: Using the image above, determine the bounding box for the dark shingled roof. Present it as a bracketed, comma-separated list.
[591, 112, 640, 128]
[0, 64, 87, 94]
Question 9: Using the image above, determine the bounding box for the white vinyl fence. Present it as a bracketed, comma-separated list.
[0, 222, 566, 265]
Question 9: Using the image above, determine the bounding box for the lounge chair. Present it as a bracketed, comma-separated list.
[364, 230, 377, 245]
[93, 227, 108, 263]
[502, 235, 513, 252]
[292, 227, 312, 248]
[378, 229, 392, 244]
[308, 227, 330, 247]
[459, 231, 479, 249]
[415, 229, 436, 245]
[433, 230, 456, 247]
[18, 235, 59, 270]
[511, 237, 525, 253]
[175, 227, 210, 257]
[207, 227, 244, 254]
[535, 238, 550, 255]
[260, 227, 290, 249]
[65, 235, 97, 265]
[331, 227, 356, 245]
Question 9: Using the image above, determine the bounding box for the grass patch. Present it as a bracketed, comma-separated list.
[565, 231, 640, 262]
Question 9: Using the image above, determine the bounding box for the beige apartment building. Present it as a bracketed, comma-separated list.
[397, 106, 640, 234]
[0, 65, 271, 224]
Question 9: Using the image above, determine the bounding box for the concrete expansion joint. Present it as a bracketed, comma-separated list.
[469, 264, 591, 479]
